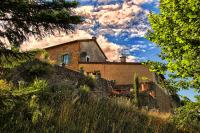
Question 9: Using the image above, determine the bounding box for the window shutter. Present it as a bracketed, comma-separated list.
[57, 55, 62, 65]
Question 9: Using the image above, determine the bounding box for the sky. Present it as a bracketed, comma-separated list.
[22, 0, 161, 62]
[21, 0, 198, 101]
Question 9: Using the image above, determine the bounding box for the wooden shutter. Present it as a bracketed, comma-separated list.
[57, 55, 62, 65]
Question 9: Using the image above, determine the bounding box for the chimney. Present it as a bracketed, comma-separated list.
[92, 36, 96, 40]
[120, 56, 126, 63]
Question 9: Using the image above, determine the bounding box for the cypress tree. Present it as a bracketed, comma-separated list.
[133, 73, 140, 108]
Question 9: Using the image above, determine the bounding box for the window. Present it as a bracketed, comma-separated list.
[62, 54, 69, 64]
[86, 56, 90, 62]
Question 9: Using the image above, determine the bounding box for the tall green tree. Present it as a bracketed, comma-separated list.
[146, 0, 200, 90]
[0, 0, 83, 66]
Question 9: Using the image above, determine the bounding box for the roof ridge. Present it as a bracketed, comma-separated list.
[44, 38, 95, 49]
[44, 38, 108, 59]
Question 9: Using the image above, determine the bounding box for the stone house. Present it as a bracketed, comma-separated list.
[39, 37, 176, 112]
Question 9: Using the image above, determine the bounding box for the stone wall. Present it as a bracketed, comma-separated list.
[48, 65, 113, 94]
[154, 84, 172, 112]
[4, 60, 113, 97]
[80, 41, 106, 62]
[138, 82, 173, 112]
[45, 42, 80, 71]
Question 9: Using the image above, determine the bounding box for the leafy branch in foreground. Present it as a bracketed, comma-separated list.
[0, 0, 83, 65]
[171, 102, 200, 132]
[145, 0, 200, 90]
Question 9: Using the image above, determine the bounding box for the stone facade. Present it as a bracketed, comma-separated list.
[44, 39, 107, 71]
[45, 41, 80, 71]
[155, 84, 172, 112]
[80, 41, 107, 62]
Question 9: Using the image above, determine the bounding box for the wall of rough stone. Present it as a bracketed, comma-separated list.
[80, 41, 106, 62]
[48, 65, 113, 94]
[45, 42, 80, 71]
[154, 84, 172, 112]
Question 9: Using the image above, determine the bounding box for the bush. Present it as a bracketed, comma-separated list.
[0, 78, 180, 133]
[79, 85, 90, 98]
[4, 60, 53, 83]
[26, 63, 52, 79]
[0, 79, 13, 91]
[171, 102, 200, 132]
[79, 75, 96, 89]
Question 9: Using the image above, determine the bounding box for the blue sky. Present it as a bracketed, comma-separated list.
[70, 0, 161, 62]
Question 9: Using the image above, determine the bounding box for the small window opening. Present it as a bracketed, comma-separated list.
[62, 54, 69, 64]
[86, 56, 90, 62]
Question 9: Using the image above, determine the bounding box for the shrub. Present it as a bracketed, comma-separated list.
[39, 50, 49, 60]
[79, 75, 96, 89]
[26, 63, 51, 79]
[79, 85, 90, 95]
[0, 78, 181, 133]
[4, 60, 53, 83]
[171, 102, 200, 132]
[0, 79, 13, 91]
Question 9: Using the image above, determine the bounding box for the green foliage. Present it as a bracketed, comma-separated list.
[80, 85, 90, 95]
[29, 95, 42, 124]
[146, 0, 200, 90]
[195, 95, 200, 102]
[0, 0, 83, 66]
[171, 102, 200, 132]
[0, 79, 47, 132]
[26, 63, 51, 79]
[0, 79, 13, 91]
[0, 60, 193, 132]
[0, 48, 36, 68]
[5, 60, 53, 82]
[0, 0, 83, 47]
[37, 49, 49, 60]
[79, 67, 84, 74]
[74, 85, 91, 104]
[12, 79, 48, 96]
[0, 77, 181, 133]
[79, 75, 96, 90]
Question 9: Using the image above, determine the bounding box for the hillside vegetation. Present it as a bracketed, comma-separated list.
[0, 79, 178, 133]
[0, 60, 199, 133]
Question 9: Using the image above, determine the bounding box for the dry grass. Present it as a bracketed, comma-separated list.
[147, 111, 171, 120]
[0, 78, 179, 133]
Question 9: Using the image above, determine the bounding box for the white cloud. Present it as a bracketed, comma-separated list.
[97, 35, 122, 61]
[130, 44, 147, 52]
[97, 35, 138, 62]
[141, 49, 146, 52]
[75, 0, 151, 38]
[20, 0, 156, 62]
[127, 55, 138, 62]
[21, 30, 92, 51]
[21, 30, 138, 62]
[76, 0, 154, 5]
[131, 0, 154, 5]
